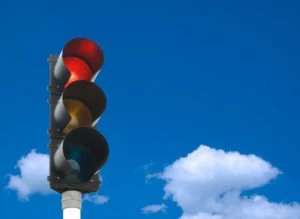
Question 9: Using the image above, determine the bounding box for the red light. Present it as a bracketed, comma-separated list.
[63, 57, 93, 87]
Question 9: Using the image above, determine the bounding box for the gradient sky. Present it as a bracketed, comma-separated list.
[1, 0, 300, 219]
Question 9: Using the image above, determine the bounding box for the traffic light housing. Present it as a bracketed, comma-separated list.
[47, 38, 109, 193]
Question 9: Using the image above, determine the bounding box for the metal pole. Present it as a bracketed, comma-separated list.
[62, 190, 82, 219]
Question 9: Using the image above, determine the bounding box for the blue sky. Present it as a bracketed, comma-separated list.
[1, 0, 300, 218]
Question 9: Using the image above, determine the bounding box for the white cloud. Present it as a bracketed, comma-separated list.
[7, 150, 109, 204]
[141, 203, 167, 214]
[147, 145, 300, 219]
[6, 150, 53, 200]
[83, 194, 109, 205]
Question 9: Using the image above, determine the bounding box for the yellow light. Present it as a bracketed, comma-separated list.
[63, 99, 93, 134]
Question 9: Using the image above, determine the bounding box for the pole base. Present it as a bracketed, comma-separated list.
[62, 190, 82, 210]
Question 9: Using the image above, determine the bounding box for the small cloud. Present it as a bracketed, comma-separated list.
[83, 194, 109, 205]
[140, 161, 154, 172]
[6, 150, 53, 201]
[141, 203, 167, 214]
[145, 172, 162, 184]
[138, 161, 155, 183]
[146, 172, 161, 181]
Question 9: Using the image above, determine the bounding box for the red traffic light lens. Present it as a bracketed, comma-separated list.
[63, 57, 93, 87]
[61, 38, 104, 87]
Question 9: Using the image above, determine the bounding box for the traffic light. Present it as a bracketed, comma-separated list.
[47, 38, 109, 193]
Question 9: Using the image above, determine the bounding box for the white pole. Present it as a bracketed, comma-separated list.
[62, 190, 82, 219]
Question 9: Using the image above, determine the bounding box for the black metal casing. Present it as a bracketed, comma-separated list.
[47, 55, 101, 194]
